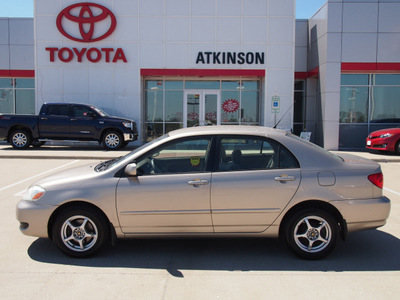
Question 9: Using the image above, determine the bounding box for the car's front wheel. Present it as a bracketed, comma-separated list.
[395, 139, 400, 155]
[284, 208, 339, 259]
[52, 207, 109, 258]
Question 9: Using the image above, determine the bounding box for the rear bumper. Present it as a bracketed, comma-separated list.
[331, 196, 391, 232]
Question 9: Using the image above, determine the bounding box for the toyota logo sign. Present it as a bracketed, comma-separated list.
[56, 2, 117, 43]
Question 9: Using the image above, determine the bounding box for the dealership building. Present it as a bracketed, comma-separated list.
[1, 0, 400, 150]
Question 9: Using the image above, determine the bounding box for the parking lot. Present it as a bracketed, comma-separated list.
[0, 147, 399, 299]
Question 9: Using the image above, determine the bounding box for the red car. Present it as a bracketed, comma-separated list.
[366, 127, 400, 154]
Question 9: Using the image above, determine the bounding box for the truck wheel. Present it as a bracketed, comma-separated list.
[102, 130, 123, 150]
[10, 129, 31, 149]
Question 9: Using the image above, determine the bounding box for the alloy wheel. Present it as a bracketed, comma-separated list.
[293, 215, 332, 253]
[60, 215, 98, 252]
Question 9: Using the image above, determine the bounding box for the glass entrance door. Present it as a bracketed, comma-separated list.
[184, 90, 220, 127]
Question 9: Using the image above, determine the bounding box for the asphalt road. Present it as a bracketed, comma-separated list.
[0, 157, 399, 299]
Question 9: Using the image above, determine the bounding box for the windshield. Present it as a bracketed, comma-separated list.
[94, 134, 170, 172]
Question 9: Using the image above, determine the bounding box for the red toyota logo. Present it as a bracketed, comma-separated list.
[56, 3, 116, 43]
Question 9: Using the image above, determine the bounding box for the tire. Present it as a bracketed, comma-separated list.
[395, 140, 400, 155]
[102, 130, 123, 150]
[10, 129, 31, 149]
[284, 208, 339, 259]
[52, 207, 109, 258]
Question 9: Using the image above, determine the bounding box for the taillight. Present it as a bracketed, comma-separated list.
[368, 172, 383, 189]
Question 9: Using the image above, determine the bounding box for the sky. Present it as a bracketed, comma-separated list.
[0, 0, 326, 19]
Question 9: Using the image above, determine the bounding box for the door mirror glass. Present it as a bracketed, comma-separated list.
[85, 111, 96, 118]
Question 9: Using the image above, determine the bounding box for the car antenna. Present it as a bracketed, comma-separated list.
[273, 100, 296, 129]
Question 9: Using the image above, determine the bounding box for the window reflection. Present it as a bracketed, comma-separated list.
[0, 78, 35, 114]
[340, 74, 400, 124]
[144, 79, 261, 141]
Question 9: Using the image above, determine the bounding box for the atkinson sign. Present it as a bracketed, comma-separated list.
[196, 52, 265, 65]
[46, 2, 127, 63]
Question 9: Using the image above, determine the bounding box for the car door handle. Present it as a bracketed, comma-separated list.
[188, 179, 209, 187]
[70, 118, 77, 121]
[274, 175, 296, 182]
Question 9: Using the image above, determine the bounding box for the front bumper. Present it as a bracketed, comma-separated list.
[366, 138, 394, 151]
[123, 133, 138, 142]
[16, 200, 57, 238]
[331, 196, 391, 232]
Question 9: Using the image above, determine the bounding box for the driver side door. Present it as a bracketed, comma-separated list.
[116, 136, 214, 234]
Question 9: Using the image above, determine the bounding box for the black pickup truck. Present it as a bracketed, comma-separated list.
[0, 103, 138, 150]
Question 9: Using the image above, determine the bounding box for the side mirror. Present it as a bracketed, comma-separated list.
[125, 163, 137, 176]
[86, 111, 96, 118]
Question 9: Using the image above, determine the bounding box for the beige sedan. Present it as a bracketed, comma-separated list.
[17, 126, 391, 259]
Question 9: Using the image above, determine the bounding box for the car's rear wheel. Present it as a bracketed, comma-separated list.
[10, 129, 31, 149]
[284, 208, 339, 259]
[102, 130, 123, 150]
[52, 207, 109, 258]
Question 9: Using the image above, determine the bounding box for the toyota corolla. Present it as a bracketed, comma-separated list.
[17, 126, 391, 259]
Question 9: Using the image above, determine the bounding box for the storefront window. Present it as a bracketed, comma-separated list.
[241, 91, 259, 124]
[221, 90, 240, 124]
[165, 91, 183, 122]
[145, 88, 163, 122]
[340, 86, 369, 123]
[374, 74, 400, 86]
[371, 87, 400, 123]
[341, 74, 369, 86]
[0, 78, 35, 114]
[339, 74, 400, 149]
[144, 79, 261, 141]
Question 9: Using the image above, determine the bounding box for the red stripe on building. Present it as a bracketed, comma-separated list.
[141, 69, 265, 77]
[341, 63, 400, 73]
[0, 70, 35, 77]
[295, 67, 319, 79]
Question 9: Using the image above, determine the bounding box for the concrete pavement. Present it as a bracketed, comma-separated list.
[1, 141, 400, 162]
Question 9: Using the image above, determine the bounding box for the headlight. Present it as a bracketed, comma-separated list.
[122, 121, 133, 129]
[23, 186, 45, 201]
[379, 133, 393, 139]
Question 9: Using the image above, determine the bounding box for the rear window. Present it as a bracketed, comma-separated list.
[287, 133, 344, 162]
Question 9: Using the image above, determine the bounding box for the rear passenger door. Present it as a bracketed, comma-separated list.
[211, 136, 301, 233]
[38, 104, 71, 138]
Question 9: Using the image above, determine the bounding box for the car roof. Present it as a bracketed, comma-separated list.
[167, 125, 288, 138]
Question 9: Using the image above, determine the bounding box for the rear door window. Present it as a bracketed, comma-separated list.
[218, 136, 299, 171]
[45, 105, 69, 116]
